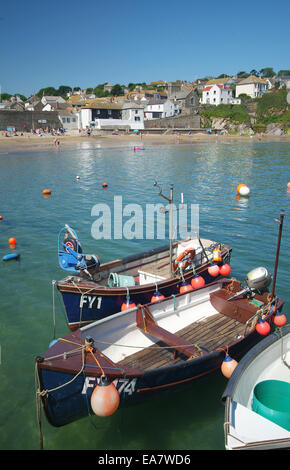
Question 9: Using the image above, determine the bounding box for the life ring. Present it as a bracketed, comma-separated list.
[64, 237, 82, 254]
[173, 248, 195, 271]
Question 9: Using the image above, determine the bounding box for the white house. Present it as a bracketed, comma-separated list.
[79, 102, 145, 130]
[202, 84, 236, 105]
[58, 110, 80, 131]
[235, 75, 268, 98]
[144, 99, 179, 120]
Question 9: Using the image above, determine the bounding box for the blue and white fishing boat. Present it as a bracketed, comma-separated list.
[36, 270, 282, 428]
[55, 225, 232, 330]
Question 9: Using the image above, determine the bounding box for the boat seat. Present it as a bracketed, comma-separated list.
[136, 304, 202, 359]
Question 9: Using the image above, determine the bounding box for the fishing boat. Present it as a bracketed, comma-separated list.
[36, 267, 283, 428]
[55, 183, 232, 330]
[222, 324, 290, 450]
[55, 226, 232, 330]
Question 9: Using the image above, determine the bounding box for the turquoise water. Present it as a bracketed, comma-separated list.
[0, 140, 289, 450]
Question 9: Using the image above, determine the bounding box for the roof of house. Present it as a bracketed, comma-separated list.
[237, 75, 266, 85]
[205, 77, 231, 85]
[81, 99, 123, 110]
[203, 84, 231, 92]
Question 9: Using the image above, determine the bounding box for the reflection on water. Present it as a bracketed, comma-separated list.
[0, 140, 289, 450]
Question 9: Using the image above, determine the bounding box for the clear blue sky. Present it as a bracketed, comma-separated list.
[1, 0, 289, 97]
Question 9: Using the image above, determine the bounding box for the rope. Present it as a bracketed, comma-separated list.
[276, 325, 290, 369]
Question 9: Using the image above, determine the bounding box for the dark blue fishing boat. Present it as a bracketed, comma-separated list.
[36, 271, 283, 428]
[55, 225, 232, 330]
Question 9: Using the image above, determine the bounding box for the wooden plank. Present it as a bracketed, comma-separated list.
[119, 311, 248, 371]
[136, 305, 202, 359]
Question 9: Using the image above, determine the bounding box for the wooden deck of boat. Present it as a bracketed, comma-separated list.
[118, 312, 247, 371]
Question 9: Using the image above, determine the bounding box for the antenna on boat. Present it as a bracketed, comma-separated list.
[270, 210, 285, 300]
[154, 181, 174, 275]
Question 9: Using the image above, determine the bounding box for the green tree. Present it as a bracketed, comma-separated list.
[57, 85, 72, 96]
[277, 70, 290, 76]
[259, 67, 275, 78]
[111, 84, 123, 96]
[37, 86, 58, 97]
[0, 93, 12, 101]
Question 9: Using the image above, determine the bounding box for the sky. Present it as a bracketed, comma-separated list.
[0, 0, 290, 97]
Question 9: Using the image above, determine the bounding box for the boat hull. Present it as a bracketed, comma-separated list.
[38, 327, 261, 428]
[57, 249, 231, 330]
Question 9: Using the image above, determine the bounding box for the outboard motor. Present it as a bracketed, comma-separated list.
[81, 254, 101, 276]
[227, 267, 272, 301]
[245, 267, 272, 291]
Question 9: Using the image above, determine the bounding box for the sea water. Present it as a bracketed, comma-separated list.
[0, 140, 289, 450]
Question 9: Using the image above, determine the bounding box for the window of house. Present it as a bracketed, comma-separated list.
[72, 118, 76, 122]
[213, 98, 216, 102]
[135, 116, 140, 121]
[206, 92, 209, 95]
[67, 118, 70, 123]
[221, 98, 223, 102]
[214, 90, 216, 94]
[97, 110, 101, 114]
[62, 118, 66, 123]
[108, 110, 112, 115]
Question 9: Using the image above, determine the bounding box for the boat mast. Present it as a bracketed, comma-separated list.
[271, 209, 285, 299]
[154, 182, 174, 275]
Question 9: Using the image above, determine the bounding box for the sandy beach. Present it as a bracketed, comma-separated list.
[0, 130, 289, 152]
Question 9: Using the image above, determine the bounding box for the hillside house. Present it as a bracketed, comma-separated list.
[168, 87, 199, 114]
[235, 75, 268, 98]
[201, 84, 237, 105]
[144, 99, 179, 120]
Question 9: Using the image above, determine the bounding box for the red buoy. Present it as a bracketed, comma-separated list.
[9, 237, 17, 248]
[90, 376, 120, 417]
[179, 282, 193, 293]
[102, 182, 108, 188]
[221, 354, 238, 378]
[256, 318, 271, 336]
[219, 263, 231, 277]
[151, 291, 165, 302]
[121, 299, 137, 311]
[191, 275, 205, 289]
[273, 310, 287, 327]
[208, 264, 220, 277]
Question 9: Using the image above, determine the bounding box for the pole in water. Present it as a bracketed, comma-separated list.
[271, 210, 285, 299]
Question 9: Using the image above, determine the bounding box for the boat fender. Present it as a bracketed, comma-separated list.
[173, 249, 195, 271]
[2, 253, 20, 261]
[221, 354, 238, 378]
[91, 375, 120, 417]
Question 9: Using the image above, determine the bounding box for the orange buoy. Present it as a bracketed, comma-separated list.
[219, 263, 231, 276]
[191, 275, 205, 289]
[0, 215, 2, 220]
[273, 310, 287, 327]
[42, 189, 51, 195]
[121, 299, 137, 311]
[151, 291, 165, 302]
[256, 318, 271, 335]
[287, 182, 290, 188]
[221, 354, 238, 378]
[208, 264, 220, 277]
[179, 282, 193, 293]
[90, 376, 120, 417]
[9, 237, 16, 248]
[237, 184, 250, 196]
[102, 182, 108, 188]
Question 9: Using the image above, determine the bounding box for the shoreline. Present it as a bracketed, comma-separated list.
[0, 131, 289, 153]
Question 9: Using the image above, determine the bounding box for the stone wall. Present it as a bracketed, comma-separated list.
[0, 111, 62, 131]
[144, 114, 200, 129]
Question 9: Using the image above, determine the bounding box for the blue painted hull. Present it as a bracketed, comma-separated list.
[58, 263, 228, 330]
[38, 329, 262, 427]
